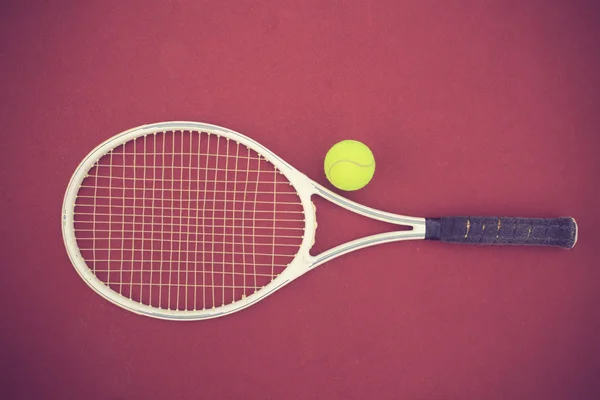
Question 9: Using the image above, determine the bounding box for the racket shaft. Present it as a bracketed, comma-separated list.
[424, 217, 577, 248]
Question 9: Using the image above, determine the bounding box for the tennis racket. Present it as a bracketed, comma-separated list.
[62, 122, 577, 320]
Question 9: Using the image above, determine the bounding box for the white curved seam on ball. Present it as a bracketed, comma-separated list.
[327, 159, 375, 177]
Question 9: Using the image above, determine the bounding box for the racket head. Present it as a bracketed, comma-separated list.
[62, 122, 318, 320]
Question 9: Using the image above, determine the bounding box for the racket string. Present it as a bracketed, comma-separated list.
[74, 130, 304, 311]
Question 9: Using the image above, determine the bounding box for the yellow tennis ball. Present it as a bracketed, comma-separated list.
[324, 140, 375, 191]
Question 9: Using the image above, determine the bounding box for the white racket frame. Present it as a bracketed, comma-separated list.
[62, 121, 426, 320]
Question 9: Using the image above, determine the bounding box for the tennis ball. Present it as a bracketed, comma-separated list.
[324, 140, 375, 191]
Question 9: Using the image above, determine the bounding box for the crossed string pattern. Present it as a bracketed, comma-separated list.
[73, 130, 305, 310]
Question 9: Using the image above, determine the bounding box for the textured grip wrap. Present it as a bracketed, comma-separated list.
[424, 217, 577, 248]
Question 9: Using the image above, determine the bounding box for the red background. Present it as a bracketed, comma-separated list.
[2, 1, 599, 399]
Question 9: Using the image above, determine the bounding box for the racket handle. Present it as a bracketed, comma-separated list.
[424, 217, 577, 248]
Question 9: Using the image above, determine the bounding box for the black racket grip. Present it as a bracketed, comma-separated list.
[425, 217, 577, 248]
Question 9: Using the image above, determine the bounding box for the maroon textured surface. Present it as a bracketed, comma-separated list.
[1, 1, 599, 399]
